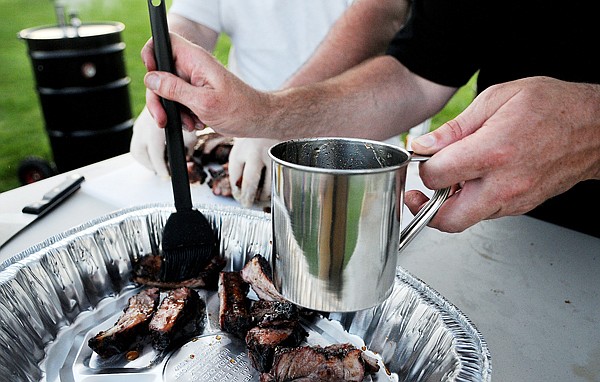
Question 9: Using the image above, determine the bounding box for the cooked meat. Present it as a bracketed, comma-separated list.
[187, 159, 208, 184]
[132, 254, 162, 280]
[246, 321, 308, 373]
[360, 351, 381, 374]
[240, 255, 286, 302]
[171, 131, 233, 185]
[220, 256, 380, 380]
[218, 271, 253, 339]
[194, 132, 233, 164]
[208, 165, 232, 197]
[148, 287, 205, 352]
[132, 254, 226, 290]
[263, 343, 377, 382]
[88, 287, 160, 358]
[246, 300, 309, 372]
[250, 300, 301, 328]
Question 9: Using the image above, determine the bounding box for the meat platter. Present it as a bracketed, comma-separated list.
[0, 204, 491, 381]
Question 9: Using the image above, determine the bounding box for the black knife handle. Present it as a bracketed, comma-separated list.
[22, 174, 85, 216]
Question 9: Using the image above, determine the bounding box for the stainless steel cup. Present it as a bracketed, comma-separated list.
[269, 137, 449, 312]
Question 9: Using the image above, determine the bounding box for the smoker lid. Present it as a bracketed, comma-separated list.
[18, 22, 124, 41]
[18, 22, 126, 52]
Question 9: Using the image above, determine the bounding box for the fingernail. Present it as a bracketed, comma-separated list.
[145, 73, 160, 90]
[412, 133, 435, 148]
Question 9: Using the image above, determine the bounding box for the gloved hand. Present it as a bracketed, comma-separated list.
[130, 106, 198, 178]
[228, 138, 278, 208]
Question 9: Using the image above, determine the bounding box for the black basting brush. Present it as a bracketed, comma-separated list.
[148, 0, 217, 281]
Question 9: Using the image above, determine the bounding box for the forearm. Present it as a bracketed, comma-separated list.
[283, 0, 409, 88]
[259, 56, 454, 141]
[577, 83, 600, 180]
[167, 13, 219, 51]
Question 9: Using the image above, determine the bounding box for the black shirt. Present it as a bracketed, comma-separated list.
[386, 0, 600, 237]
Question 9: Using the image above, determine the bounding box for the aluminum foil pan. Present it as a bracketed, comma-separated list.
[0, 203, 491, 382]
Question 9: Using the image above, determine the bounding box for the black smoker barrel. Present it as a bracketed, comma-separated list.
[19, 22, 133, 173]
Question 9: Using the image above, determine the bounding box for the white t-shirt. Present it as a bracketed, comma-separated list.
[169, 0, 354, 91]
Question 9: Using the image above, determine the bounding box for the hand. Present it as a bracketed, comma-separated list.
[141, 33, 267, 137]
[228, 138, 277, 207]
[130, 106, 198, 177]
[405, 76, 600, 233]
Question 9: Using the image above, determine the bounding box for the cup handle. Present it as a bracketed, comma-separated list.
[399, 152, 451, 251]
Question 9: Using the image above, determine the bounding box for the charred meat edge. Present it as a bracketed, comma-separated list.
[218, 271, 253, 339]
[245, 320, 308, 373]
[88, 287, 160, 359]
[240, 255, 286, 302]
[133, 255, 226, 289]
[250, 299, 301, 328]
[262, 343, 379, 382]
[148, 286, 206, 352]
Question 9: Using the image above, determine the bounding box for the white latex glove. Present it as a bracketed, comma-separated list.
[228, 138, 278, 208]
[130, 106, 198, 178]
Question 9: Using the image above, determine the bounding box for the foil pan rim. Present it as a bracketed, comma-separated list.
[0, 203, 269, 274]
[394, 267, 492, 381]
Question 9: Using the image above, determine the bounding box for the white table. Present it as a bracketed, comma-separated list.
[0, 153, 598, 382]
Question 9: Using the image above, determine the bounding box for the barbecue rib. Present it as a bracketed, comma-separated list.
[220, 255, 381, 380]
[240, 255, 286, 302]
[246, 321, 308, 373]
[133, 254, 226, 289]
[250, 300, 301, 328]
[218, 271, 253, 339]
[88, 287, 160, 358]
[148, 286, 206, 352]
[261, 343, 380, 382]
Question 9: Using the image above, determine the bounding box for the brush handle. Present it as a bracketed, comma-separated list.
[148, 0, 193, 211]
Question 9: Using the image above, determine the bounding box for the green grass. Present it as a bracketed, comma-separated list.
[0, 0, 473, 192]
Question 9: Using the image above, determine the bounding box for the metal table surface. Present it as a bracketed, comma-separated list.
[0, 153, 598, 382]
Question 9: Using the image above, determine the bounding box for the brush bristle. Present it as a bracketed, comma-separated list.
[160, 209, 217, 282]
[160, 246, 215, 281]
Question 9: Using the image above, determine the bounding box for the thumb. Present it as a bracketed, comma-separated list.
[144, 71, 196, 107]
[411, 97, 488, 155]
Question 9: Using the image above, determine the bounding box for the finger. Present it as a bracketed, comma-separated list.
[145, 71, 205, 115]
[169, 32, 226, 80]
[258, 165, 272, 202]
[179, 104, 202, 131]
[227, 150, 244, 202]
[141, 37, 156, 71]
[147, 134, 170, 178]
[130, 107, 168, 177]
[130, 140, 155, 174]
[146, 88, 167, 128]
[404, 190, 430, 217]
[417, 119, 515, 191]
[239, 161, 265, 208]
[411, 94, 491, 155]
[422, 179, 502, 233]
[182, 129, 198, 158]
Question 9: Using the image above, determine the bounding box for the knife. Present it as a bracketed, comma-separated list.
[0, 173, 85, 249]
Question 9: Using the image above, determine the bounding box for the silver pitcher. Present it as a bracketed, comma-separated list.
[269, 137, 450, 312]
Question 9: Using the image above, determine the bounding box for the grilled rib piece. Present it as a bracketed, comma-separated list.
[148, 286, 205, 352]
[250, 300, 301, 328]
[246, 321, 308, 373]
[240, 255, 286, 302]
[218, 271, 253, 339]
[261, 343, 379, 382]
[88, 287, 160, 358]
[133, 254, 226, 289]
[247, 300, 307, 373]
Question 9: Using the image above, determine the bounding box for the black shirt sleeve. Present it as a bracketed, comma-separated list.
[386, 0, 481, 88]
